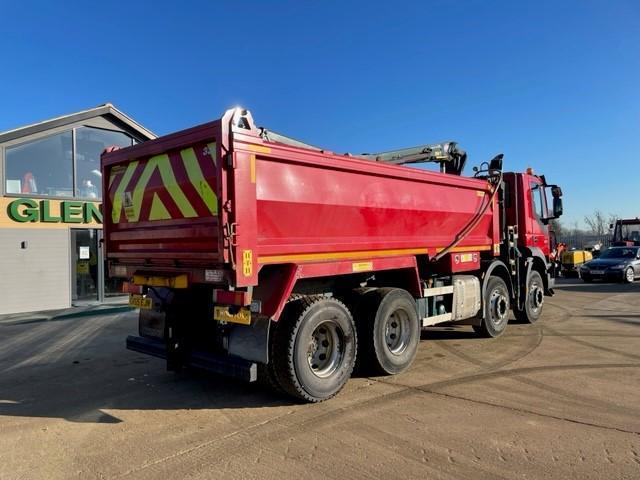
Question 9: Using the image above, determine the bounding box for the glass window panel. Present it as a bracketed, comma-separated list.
[75, 127, 133, 200]
[71, 229, 99, 302]
[621, 224, 640, 242]
[5, 131, 74, 197]
[530, 183, 544, 220]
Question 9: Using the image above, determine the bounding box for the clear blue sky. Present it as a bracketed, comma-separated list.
[1, 0, 638, 227]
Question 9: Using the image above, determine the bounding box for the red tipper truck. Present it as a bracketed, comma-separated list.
[102, 107, 563, 402]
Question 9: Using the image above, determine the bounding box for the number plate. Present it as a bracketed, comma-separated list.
[214, 306, 251, 325]
[590, 270, 604, 275]
[129, 294, 152, 310]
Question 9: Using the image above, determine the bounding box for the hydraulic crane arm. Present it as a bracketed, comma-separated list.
[359, 141, 467, 175]
[257, 121, 466, 175]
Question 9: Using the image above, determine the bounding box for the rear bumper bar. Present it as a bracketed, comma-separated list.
[126, 335, 258, 382]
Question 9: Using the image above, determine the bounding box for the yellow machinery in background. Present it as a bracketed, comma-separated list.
[561, 250, 593, 277]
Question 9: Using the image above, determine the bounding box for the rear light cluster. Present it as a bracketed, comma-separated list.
[213, 289, 251, 306]
[122, 282, 144, 294]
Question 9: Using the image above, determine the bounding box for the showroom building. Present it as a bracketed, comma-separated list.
[0, 104, 155, 315]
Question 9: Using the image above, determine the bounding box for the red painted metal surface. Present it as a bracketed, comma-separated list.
[103, 122, 225, 266]
[434, 251, 481, 274]
[506, 172, 550, 257]
[250, 143, 495, 257]
[102, 109, 500, 289]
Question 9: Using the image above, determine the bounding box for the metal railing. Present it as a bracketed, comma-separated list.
[557, 234, 611, 250]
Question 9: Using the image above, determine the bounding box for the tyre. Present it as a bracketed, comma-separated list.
[355, 288, 420, 376]
[257, 364, 282, 394]
[259, 296, 317, 395]
[258, 313, 282, 394]
[473, 276, 510, 338]
[269, 297, 357, 402]
[624, 267, 635, 284]
[514, 270, 544, 324]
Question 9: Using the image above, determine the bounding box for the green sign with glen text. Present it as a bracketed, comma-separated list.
[7, 198, 103, 224]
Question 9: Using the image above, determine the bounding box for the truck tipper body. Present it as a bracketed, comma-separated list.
[102, 108, 564, 402]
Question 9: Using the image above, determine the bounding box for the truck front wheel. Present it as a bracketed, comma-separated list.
[515, 270, 544, 323]
[355, 288, 420, 376]
[270, 297, 357, 402]
[473, 276, 510, 338]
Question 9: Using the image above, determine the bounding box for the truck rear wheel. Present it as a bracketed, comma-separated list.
[473, 276, 510, 338]
[514, 270, 544, 323]
[270, 297, 357, 402]
[355, 288, 420, 376]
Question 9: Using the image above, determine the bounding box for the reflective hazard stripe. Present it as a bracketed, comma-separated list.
[180, 148, 218, 215]
[109, 142, 219, 223]
[111, 161, 139, 223]
[149, 193, 171, 220]
[127, 154, 197, 222]
[207, 143, 217, 166]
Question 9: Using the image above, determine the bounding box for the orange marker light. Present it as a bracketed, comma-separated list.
[526, 167, 534, 175]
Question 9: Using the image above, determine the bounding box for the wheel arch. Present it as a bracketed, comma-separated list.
[254, 259, 422, 322]
[471, 260, 513, 326]
[521, 246, 551, 294]
[483, 260, 514, 301]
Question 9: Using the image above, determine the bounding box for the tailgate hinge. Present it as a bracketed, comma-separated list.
[223, 222, 238, 268]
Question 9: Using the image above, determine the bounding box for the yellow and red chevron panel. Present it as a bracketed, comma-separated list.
[108, 141, 219, 224]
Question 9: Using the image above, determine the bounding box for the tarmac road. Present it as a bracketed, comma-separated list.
[1, 278, 639, 479]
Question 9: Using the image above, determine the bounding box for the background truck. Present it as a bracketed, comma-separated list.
[102, 108, 563, 402]
[611, 218, 640, 246]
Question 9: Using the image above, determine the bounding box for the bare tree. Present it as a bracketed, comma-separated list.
[570, 220, 583, 236]
[584, 210, 607, 235]
[548, 218, 564, 237]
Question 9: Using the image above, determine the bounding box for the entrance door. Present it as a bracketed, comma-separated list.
[97, 230, 126, 300]
[71, 229, 99, 302]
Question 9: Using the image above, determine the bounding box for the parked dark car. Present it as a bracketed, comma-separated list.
[580, 246, 640, 283]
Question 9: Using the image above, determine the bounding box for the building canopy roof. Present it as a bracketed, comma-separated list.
[0, 103, 156, 144]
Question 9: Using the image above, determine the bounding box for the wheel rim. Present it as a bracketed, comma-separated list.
[627, 268, 634, 282]
[529, 281, 544, 314]
[489, 287, 509, 327]
[384, 308, 411, 355]
[307, 320, 345, 378]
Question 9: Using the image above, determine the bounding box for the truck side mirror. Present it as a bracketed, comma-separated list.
[609, 223, 614, 230]
[552, 197, 563, 218]
[488, 154, 503, 172]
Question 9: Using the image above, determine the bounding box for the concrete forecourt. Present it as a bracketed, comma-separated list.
[0, 278, 638, 479]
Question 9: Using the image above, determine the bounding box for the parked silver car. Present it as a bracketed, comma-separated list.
[580, 247, 640, 283]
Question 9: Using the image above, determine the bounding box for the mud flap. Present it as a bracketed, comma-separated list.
[165, 314, 187, 371]
[546, 271, 555, 296]
[227, 316, 270, 364]
[138, 287, 191, 371]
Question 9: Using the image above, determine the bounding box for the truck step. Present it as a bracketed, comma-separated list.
[422, 313, 453, 327]
[126, 335, 258, 382]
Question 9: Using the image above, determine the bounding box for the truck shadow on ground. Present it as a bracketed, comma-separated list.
[0, 361, 304, 424]
[0, 313, 301, 424]
[0, 311, 557, 425]
[0, 361, 300, 424]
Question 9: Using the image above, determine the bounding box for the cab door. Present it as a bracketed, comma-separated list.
[527, 180, 550, 256]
